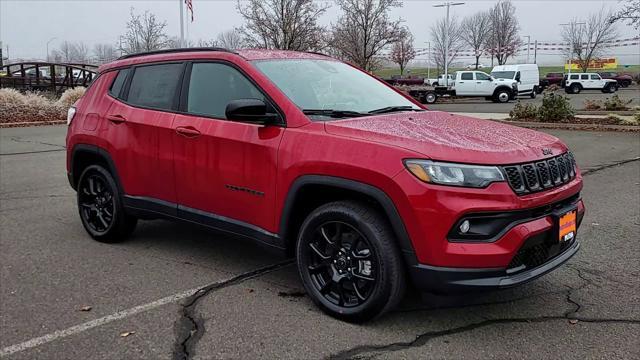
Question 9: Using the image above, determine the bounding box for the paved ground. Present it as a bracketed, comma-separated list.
[1, 125, 639, 359]
[428, 86, 639, 113]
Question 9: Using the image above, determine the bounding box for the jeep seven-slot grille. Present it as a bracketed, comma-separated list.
[502, 152, 577, 195]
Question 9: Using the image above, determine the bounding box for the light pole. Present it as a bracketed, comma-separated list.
[46, 37, 57, 62]
[424, 41, 431, 81]
[524, 35, 530, 63]
[559, 22, 585, 75]
[433, 2, 465, 87]
[179, 0, 185, 47]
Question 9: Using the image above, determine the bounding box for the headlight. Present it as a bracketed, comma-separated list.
[404, 160, 505, 188]
[67, 107, 76, 126]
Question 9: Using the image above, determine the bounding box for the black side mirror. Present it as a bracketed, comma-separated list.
[225, 99, 279, 125]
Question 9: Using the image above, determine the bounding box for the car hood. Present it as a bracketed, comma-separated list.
[324, 111, 567, 165]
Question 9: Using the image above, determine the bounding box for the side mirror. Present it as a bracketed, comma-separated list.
[225, 99, 280, 125]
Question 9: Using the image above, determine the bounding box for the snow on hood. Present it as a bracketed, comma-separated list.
[324, 111, 567, 165]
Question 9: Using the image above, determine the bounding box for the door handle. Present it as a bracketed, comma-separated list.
[175, 126, 201, 138]
[476, 81, 482, 84]
[106, 114, 126, 124]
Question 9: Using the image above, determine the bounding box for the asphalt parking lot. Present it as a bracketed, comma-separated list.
[1, 125, 639, 359]
[428, 86, 639, 113]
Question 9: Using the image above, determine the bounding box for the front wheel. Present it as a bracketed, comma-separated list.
[296, 201, 406, 323]
[494, 90, 511, 103]
[77, 165, 137, 243]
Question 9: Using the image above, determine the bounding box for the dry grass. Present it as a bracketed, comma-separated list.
[0, 87, 85, 124]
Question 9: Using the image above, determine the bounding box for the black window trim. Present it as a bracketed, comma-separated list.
[108, 68, 131, 99]
[178, 60, 286, 127]
[118, 61, 187, 113]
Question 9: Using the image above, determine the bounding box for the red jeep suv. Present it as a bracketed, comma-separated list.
[66, 48, 585, 322]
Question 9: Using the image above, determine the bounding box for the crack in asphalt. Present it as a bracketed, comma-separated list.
[171, 260, 295, 360]
[327, 266, 639, 360]
[8, 136, 66, 149]
[581, 157, 640, 176]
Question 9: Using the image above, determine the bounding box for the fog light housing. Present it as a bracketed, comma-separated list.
[459, 220, 470, 234]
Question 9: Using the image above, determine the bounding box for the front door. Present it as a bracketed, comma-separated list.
[474, 72, 494, 95]
[172, 61, 284, 236]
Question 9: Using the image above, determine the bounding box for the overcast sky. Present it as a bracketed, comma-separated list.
[1, 0, 638, 66]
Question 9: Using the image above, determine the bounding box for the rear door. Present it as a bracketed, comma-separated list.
[171, 61, 285, 236]
[101, 62, 184, 206]
[456, 72, 475, 95]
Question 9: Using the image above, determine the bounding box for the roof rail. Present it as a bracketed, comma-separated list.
[305, 51, 330, 57]
[117, 47, 237, 60]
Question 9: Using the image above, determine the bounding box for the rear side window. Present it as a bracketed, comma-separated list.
[581, 74, 589, 80]
[109, 69, 130, 98]
[460, 73, 473, 80]
[186, 62, 265, 119]
[127, 63, 183, 110]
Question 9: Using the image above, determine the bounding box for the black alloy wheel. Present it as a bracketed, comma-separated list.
[77, 165, 137, 242]
[296, 201, 406, 323]
[305, 221, 377, 308]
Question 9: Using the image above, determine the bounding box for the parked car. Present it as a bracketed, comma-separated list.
[412, 70, 518, 103]
[466, 63, 485, 69]
[384, 75, 425, 86]
[426, 74, 454, 86]
[539, 72, 565, 90]
[598, 72, 633, 88]
[491, 64, 540, 98]
[564, 73, 618, 94]
[66, 48, 584, 322]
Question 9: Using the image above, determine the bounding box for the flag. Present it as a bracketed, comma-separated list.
[185, 0, 193, 22]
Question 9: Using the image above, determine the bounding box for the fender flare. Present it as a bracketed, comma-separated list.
[69, 144, 124, 195]
[279, 175, 418, 262]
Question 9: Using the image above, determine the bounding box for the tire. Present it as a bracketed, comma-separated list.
[621, 80, 630, 88]
[570, 84, 581, 94]
[494, 89, 511, 103]
[424, 92, 437, 104]
[608, 84, 618, 93]
[77, 165, 137, 243]
[530, 89, 537, 99]
[296, 201, 406, 323]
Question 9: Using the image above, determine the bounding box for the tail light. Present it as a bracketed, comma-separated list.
[67, 107, 77, 126]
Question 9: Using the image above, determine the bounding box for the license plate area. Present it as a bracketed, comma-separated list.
[558, 210, 577, 243]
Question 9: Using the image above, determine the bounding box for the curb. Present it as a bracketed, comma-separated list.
[1, 120, 66, 128]
[493, 119, 639, 132]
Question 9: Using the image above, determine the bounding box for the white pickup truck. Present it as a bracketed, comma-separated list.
[408, 71, 519, 104]
[425, 74, 454, 87]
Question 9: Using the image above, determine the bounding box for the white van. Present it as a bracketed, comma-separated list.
[491, 64, 540, 98]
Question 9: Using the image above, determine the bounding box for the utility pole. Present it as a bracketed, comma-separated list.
[179, 0, 185, 47]
[534, 40, 538, 64]
[0, 41, 3, 67]
[524, 35, 530, 63]
[433, 2, 465, 87]
[425, 41, 431, 81]
[560, 22, 585, 75]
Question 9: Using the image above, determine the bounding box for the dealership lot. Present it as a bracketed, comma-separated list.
[427, 86, 639, 113]
[1, 125, 639, 359]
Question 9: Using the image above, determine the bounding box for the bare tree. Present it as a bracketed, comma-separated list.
[390, 27, 415, 76]
[118, 8, 171, 55]
[562, 9, 620, 73]
[486, 0, 521, 65]
[430, 16, 463, 73]
[237, 0, 328, 51]
[93, 44, 118, 64]
[610, 0, 640, 29]
[51, 41, 89, 63]
[461, 11, 490, 69]
[217, 29, 245, 49]
[197, 39, 219, 47]
[330, 0, 404, 71]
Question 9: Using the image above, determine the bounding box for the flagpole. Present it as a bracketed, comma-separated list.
[179, 0, 185, 47]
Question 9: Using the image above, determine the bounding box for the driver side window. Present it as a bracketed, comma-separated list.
[475, 72, 490, 81]
[187, 62, 266, 120]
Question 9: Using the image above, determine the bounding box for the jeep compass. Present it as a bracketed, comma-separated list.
[66, 48, 585, 322]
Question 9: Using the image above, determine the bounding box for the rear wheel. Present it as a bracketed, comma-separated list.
[621, 80, 631, 88]
[424, 92, 437, 104]
[296, 201, 406, 323]
[77, 165, 137, 243]
[530, 89, 537, 99]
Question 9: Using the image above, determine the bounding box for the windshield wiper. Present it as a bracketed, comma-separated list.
[367, 106, 424, 115]
[302, 109, 366, 118]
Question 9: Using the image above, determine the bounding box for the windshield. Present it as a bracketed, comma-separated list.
[253, 59, 421, 120]
[491, 71, 516, 80]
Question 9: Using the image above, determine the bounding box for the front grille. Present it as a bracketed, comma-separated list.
[502, 152, 577, 195]
[508, 234, 575, 272]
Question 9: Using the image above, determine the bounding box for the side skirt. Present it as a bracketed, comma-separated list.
[123, 195, 286, 253]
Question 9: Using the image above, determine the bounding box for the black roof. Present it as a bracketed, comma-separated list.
[117, 47, 236, 60]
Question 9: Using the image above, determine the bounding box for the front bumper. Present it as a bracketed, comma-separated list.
[409, 239, 579, 293]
